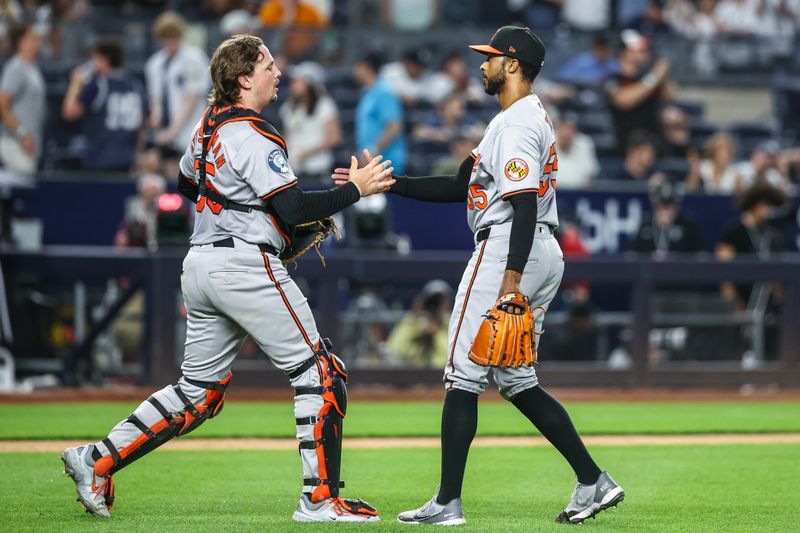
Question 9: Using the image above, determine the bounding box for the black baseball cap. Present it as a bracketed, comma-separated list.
[469, 26, 545, 68]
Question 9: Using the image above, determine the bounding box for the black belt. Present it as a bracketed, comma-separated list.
[476, 224, 553, 242]
[210, 237, 279, 256]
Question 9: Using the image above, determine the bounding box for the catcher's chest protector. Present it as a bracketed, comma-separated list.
[193, 105, 302, 244]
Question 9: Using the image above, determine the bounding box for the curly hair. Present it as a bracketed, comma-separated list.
[208, 34, 264, 107]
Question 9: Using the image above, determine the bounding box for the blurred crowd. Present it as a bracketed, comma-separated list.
[0, 1, 798, 368]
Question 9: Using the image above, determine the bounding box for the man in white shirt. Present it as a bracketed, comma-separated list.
[145, 11, 209, 158]
[380, 49, 438, 107]
[555, 113, 598, 189]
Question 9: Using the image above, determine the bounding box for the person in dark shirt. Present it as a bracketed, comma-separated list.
[607, 129, 657, 182]
[605, 29, 676, 154]
[62, 36, 146, 172]
[715, 183, 787, 310]
[632, 180, 706, 256]
[659, 105, 692, 158]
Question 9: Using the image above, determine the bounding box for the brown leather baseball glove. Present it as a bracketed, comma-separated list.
[468, 292, 536, 368]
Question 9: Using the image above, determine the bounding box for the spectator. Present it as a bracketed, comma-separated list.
[428, 51, 487, 105]
[0, 23, 43, 176]
[516, 0, 563, 29]
[716, 182, 787, 310]
[556, 33, 618, 86]
[258, 0, 327, 60]
[543, 302, 598, 362]
[605, 29, 677, 154]
[660, 105, 691, 158]
[114, 173, 167, 249]
[354, 53, 406, 174]
[687, 132, 738, 193]
[759, 0, 800, 60]
[381, 0, 440, 31]
[219, 9, 261, 36]
[431, 133, 476, 175]
[61, 36, 146, 172]
[387, 279, 452, 367]
[145, 11, 209, 164]
[607, 130, 657, 182]
[412, 92, 480, 147]
[625, 0, 670, 37]
[380, 48, 437, 108]
[554, 112, 599, 189]
[562, 0, 612, 31]
[730, 139, 790, 193]
[713, 0, 760, 37]
[664, 0, 718, 76]
[631, 181, 706, 256]
[278, 61, 341, 181]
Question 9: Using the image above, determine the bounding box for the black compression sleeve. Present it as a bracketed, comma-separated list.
[177, 173, 198, 202]
[268, 182, 360, 225]
[506, 192, 538, 274]
[389, 155, 473, 202]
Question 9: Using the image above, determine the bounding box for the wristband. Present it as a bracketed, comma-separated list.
[641, 73, 657, 89]
[14, 125, 27, 140]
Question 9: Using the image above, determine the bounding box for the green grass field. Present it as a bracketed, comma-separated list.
[2, 400, 799, 531]
[2, 400, 800, 439]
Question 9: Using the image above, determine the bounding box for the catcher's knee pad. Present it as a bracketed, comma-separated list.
[291, 339, 348, 502]
[95, 373, 231, 476]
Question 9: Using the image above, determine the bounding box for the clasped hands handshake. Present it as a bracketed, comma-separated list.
[331, 148, 394, 197]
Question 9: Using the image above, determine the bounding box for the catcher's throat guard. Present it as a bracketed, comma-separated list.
[292, 339, 349, 502]
[468, 292, 537, 368]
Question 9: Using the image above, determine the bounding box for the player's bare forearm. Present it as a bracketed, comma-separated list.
[0, 92, 20, 132]
[167, 92, 201, 137]
[499, 269, 522, 298]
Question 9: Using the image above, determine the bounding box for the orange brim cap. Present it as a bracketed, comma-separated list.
[468, 44, 504, 55]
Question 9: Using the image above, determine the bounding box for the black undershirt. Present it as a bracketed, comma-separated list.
[268, 182, 360, 225]
[389, 155, 538, 274]
[177, 173, 360, 226]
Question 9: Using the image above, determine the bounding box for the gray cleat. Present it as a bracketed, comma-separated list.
[397, 495, 466, 526]
[555, 471, 624, 524]
[61, 444, 115, 518]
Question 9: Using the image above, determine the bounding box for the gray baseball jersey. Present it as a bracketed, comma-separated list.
[179, 119, 298, 250]
[444, 94, 564, 399]
[467, 94, 559, 232]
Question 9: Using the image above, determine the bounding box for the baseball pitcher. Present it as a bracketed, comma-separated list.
[336, 26, 625, 526]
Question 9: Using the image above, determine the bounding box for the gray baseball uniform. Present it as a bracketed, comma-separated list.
[91, 110, 331, 498]
[445, 94, 564, 399]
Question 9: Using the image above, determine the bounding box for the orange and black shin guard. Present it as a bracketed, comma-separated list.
[95, 374, 231, 477]
[294, 340, 348, 502]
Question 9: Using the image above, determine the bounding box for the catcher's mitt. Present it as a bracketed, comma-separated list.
[280, 217, 341, 266]
[468, 292, 536, 368]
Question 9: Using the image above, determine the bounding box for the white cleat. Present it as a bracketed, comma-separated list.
[397, 495, 467, 526]
[61, 445, 115, 518]
[292, 493, 380, 522]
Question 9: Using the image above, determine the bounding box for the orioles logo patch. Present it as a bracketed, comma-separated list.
[504, 158, 529, 181]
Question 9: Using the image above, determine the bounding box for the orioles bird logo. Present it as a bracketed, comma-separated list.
[504, 158, 529, 181]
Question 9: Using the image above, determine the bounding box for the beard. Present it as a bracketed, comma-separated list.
[484, 69, 506, 95]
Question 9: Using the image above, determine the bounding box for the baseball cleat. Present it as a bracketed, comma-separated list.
[555, 471, 624, 524]
[397, 495, 466, 526]
[292, 493, 380, 522]
[61, 444, 115, 518]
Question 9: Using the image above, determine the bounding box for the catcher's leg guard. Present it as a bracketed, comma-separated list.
[291, 339, 348, 502]
[94, 373, 231, 476]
